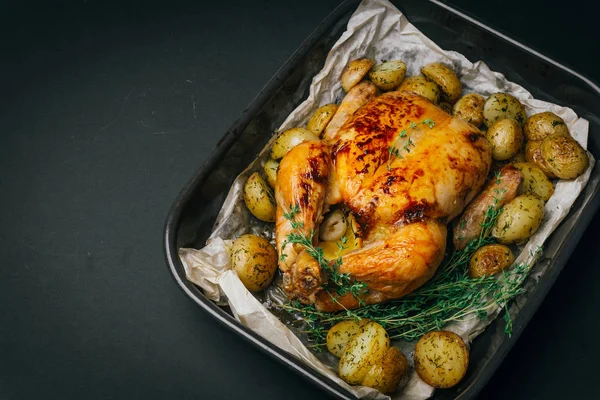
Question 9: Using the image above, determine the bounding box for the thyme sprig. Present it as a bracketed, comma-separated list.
[280, 204, 368, 300]
[278, 204, 540, 351]
[387, 119, 435, 171]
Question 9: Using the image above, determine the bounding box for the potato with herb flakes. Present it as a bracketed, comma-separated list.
[513, 162, 554, 201]
[362, 346, 409, 394]
[524, 111, 570, 141]
[307, 104, 338, 136]
[470, 244, 515, 278]
[397, 76, 440, 104]
[421, 62, 462, 104]
[540, 134, 589, 180]
[368, 60, 407, 91]
[525, 140, 556, 178]
[243, 172, 276, 222]
[270, 127, 319, 160]
[338, 321, 390, 385]
[326, 319, 369, 358]
[231, 234, 277, 292]
[453, 93, 485, 127]
[491, 194, 545, 244]
[486, 118, 524, 161]
[483, 92, 527, 127]
[341, 58, 374, 92]
[414, 331, 469, 389]
[263, 158, 279, 188]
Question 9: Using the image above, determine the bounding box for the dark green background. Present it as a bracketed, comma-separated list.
[1, 1, 599, 399]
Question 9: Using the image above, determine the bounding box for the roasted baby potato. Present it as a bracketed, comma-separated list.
[339, 321, 390, 385]
[270, 127, 319, 160]
[469, 244, 515, 278]
[320, 213, 362, 261]
[524, 111, 570, 142]
[243, 172, 276, 222]
[525, 140, 556, 178]
[513, 162, 554, 201]
[362, 346, 409, 394]
[341, 58, 374, 92]
[231, 234, 278, 292]
[397, 76, 440, 104]
[326, 319, 369, 358]
[491, 194, 545, 244]
[263, 158, 279, 188]
[453, 93, 485, 127]
[414, 331, 469, 389]
[319, 209, 347, 242]
[307, 103, 338, 136]
[540, 134, 589, 180]
[421, 62, 462, 104]
[486, 118, 524, 160]
[483, 93, 527, 127]
[368, 60, 407, 91]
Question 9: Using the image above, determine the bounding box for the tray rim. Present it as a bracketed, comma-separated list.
[163, 1, 600, 398]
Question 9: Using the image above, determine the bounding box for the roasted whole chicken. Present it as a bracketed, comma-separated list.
[275, 83, 494, 311]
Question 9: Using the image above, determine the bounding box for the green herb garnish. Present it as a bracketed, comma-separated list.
[387, 119, 435, 171]
[280, 204, 368, 301]
[278, 203, 540, 351]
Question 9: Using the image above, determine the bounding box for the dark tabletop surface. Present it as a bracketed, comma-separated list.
[2, 1, 599, 399]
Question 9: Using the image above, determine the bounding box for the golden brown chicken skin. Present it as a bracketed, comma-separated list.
[276, 91, 492, 311]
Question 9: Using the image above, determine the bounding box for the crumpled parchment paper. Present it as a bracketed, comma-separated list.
[178, 0, 595, 398]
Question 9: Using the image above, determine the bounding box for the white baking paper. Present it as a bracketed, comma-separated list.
[178, 0, 595, 398]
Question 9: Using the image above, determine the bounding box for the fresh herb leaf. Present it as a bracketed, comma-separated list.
[387, 119, 435, 171]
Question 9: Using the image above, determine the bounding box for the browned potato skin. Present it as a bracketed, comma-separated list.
[491, 194, 545, 244]
[421, 62, 462, 104]
[513, 162, 554, 201]
[270, 128, 320, 160]
[525, 140, 556, 178]
[362, 347, 409, 394]
[307, 104, 338, 137]
[453, 93, 485, 127]
[453, 164, 522, 250]
[243, 172, 276, 222]
[524, 111, 570, 141]
[486, 119, 524, 160]
[414, 331, 469, 389]
[470, 244, 515, 278]
[368, 60, 407, 91]
[231, 234, 278, 292]
[341, 58, 375, 92]
[540, 134, 589, 179]
[326, 319, 368, 358]
[338, 321, 390, 385]
[483, 93, 527, 127]
[397, 76, 440, 104]
[263, 158, 279, 188]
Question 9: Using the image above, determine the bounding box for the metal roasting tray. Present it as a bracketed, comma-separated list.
[163, 0, 600, 398]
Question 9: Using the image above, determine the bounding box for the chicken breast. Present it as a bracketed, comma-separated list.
[276, 91, 492, 311]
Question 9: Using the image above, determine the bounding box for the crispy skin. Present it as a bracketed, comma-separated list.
[276, 91, 492, 310]
[315, 221, 447, 311]
[323, 81, 377, 142]
[453, 164, 523, 250]
[275, 141, 331, 303]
